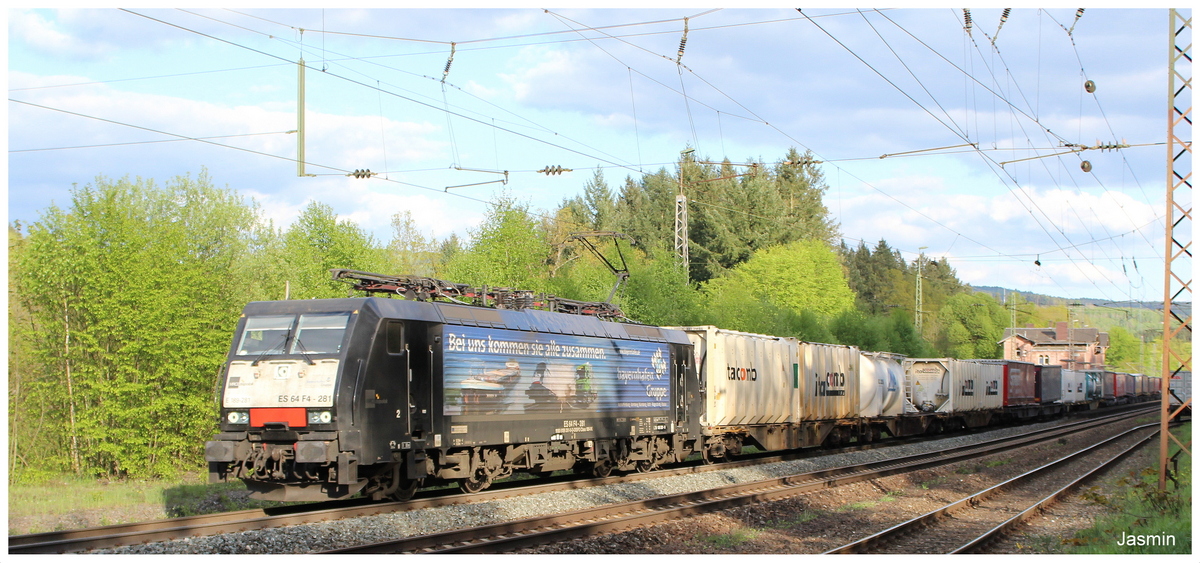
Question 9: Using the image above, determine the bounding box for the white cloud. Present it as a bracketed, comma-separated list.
[10, 10, 112, 59]
[837, 174, 1162, 299]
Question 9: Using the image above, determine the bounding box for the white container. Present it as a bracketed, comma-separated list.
[673, 326, 798, 427]
[1061, 369, 1087, 404]
[797, 342, 860, 421]
[858, 352, 905, 417]
[903, 359, 1003, 413]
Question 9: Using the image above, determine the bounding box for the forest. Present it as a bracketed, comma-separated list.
[7, 149, 1174, 483]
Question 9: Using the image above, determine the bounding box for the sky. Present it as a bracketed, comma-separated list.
[6, 7, 1187, 304]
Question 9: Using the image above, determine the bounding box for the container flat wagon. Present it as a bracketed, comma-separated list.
[902, 358, 1003, 431]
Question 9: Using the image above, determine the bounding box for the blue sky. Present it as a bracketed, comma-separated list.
[7, 7, 1181, 303]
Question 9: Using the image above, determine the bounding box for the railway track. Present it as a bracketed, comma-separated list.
[324, 407, 1159, 554]
[9, 404, 1156, 554]
[3, 426, 969, 554]
[825, 422, 1166, 554]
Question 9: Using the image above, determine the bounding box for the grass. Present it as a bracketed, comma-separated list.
[838, 500, 878, 511]
[8, 471, 295, 533]
[1063, 423, 1191, 554]
[839, 491, 903, 511]
[764, 510, 823, 527]
[919, 476, 948, 490]
[703, 527, 761, 547]
[8, 477, 169, 519]
[880, 490, 904, 502]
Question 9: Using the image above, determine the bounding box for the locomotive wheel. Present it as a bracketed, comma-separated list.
[460, 469, 490, 494]
[636, 460, 656, 473]
[591, 459, 613, 478]
[389, 478, 420, 502]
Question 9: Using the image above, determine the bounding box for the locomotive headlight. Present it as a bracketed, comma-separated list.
[226, 411, 249, 424]
[308, 411, 333, 424]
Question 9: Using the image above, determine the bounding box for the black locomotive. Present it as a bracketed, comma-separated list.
[205, 270, 701, 501]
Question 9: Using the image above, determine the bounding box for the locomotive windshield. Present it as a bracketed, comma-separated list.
[292, 314, 350, 354]
[223, 312, 351, 409]
[235, 313, 351, 357]
[237, 316, 293, 356]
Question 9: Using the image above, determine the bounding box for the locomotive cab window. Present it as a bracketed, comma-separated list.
[386, 320, 404, 355]
[291, 314, 351, 355]
[236, 315, 294, 355]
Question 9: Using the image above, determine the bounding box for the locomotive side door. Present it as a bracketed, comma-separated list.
[361, 319, 410, 464]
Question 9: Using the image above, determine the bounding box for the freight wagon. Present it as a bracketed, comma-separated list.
[901, 358, 1003, 430]
[1034, 364, 1064, 415]
[1060, 369, 1101, 411]
[969, 360, 1039, 418]
[1100, 370, 1135, 405]
[673, 326, 862, 456]
[1132, 374, 1149, 401]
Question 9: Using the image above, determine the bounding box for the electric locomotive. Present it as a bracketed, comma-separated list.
[205, 270, 701, 502]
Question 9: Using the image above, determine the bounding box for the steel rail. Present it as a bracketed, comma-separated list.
[9, 403, 1156, 554]
[951, 430, 1160, 553]
[1, 426, 979, 554]
[824, 422, 1167, 554]
[326, 409, 1156, 554]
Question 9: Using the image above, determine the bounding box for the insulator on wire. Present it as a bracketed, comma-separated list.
[350, 169, 373, 179]
[537, 165, 573, 176]
[1068, 8, 1085, 35]
[676, 18, 689, 63]
[963, 9, 973, 34]
[442, 42, 456, 83]
[993, 8, 1011, 43]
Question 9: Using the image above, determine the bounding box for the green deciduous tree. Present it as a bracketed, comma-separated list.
[937, 292, 1009, 359]
[1105, 326, 1141, 371]
[387, 210, 440, 277]
[278, 202, 388, 299]
[13, 173, 261, 478]
[443, 196, 552, 291]
[703, 239, 855, 320]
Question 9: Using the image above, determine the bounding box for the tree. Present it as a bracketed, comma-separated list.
[620, 244, 705, 327]
[702, 239, 856, 319]
[279, 202, 387, 299]
[386, 210, 439, 277]
[12, 172, 262, 478]
[1105, 326, 1142, 372]
[443, 196, 552, 291]
[581, 168, 616, 231]
[936, 292, 1009, 358]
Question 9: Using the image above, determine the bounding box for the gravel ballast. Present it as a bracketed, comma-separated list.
[94, 414, 1148, 554]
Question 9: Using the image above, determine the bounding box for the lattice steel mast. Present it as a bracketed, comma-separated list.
[1160, 8, 1192, 491]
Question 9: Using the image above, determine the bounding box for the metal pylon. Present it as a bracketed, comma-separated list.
[1160, 8, 1192, 492]
[675, 194, 689, 278]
